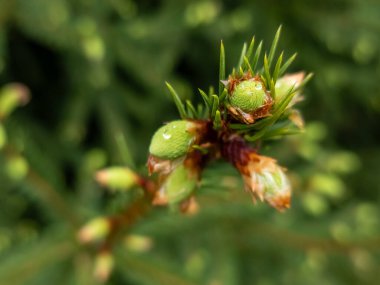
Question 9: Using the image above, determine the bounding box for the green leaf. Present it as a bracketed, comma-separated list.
[115, 132, 135, 168]
[270, 78, 276, 100]
[279, 52, 297, 76]
[252, 40, 263, 72]
[186, 100, 197, 119]
[197, 103, 205, 118]
[263, 53, 271, 88]
[294, 72, 314, 92]
[198, 89, 212, 118]
[211, 95, 219, 119]
[261, 121, 303, 140]
[165, 82, 187, 119]
[243, 56, 253, 74]
[245, 36, 255, 63]
[219, 88, 228, 103]
[219, 41, 225, 97]
[268, 25, 282, 68]
[272, 51, 283, 83]
[237, 42, 247, 71]
[213, 110, 222, 130]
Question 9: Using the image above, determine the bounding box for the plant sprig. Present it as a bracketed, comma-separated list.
[165, 26, 311, 141]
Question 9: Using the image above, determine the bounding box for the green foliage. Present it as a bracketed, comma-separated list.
[0, 1, 379, 285]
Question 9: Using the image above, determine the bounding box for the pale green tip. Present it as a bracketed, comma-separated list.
[230, 80, 266, 112]
[149, 120, 195, 160]
[165, 164, 196, 204]
[95, 167, 137, 190]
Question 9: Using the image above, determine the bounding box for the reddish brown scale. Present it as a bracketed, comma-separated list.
[226, 72, 255, 94]
[250, 95, 273, 118]
[221, 135, 257, 175]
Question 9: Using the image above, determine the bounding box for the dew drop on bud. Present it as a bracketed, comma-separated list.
[255, 83, 262, 90]
[162, 130, 172, 140]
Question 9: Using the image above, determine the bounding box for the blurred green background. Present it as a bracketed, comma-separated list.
[0, 0, 380, 284]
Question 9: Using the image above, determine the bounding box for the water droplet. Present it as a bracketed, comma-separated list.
[162, 131, 172, 140]
[255, 83, 262, 90]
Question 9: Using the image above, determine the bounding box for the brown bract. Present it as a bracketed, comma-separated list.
[221, 135, 291, 211]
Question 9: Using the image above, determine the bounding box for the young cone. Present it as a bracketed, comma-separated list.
[225, 74, 273, 124]
[95, 167, 139, 191]
[222, 135, 291, 211]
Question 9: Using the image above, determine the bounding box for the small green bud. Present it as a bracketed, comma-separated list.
[158, 164, 197, 205]
[94, 251, 114, 282]
[0, 83, 30, 119]
[95, 167, 138, 191]
[124, 234, 153, 252]
[6, 156, 29, 181]
[0, 123, 6, 149]
[78, 217, 110, 243]
[149, 120, 196, 160]
[230, 80, 266, 112]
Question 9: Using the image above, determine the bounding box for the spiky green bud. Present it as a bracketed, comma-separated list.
[149, 120, 196, 160]
[230, 80, 266, 112]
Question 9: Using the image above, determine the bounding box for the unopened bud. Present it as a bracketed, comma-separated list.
[230, 79, 266, 113]
[77, 217, 110, 243]
[226, 76, 273, 124]
[94, 251, 114, 283]
[6, 155, 29, 181]
[154, 164, 197, 205]
[124, 234, 153, 252]
[275, 72, 305, 106]
[244, 154, 291, 211]
[95, 167, 139, 191]
[0, 83, 30, 119]
[149, 120, 198, 160]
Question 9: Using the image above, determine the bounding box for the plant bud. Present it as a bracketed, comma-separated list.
[149, 120, 197, 160]
[124, 234, 153, 252]
[77, 217, 110, 243]
[245, 154, 291, 211]
[226, 76, 273, 124]
[0, 83, 30, 119]
[230, 80, 266, 113]
[5, 155, 29, 181]
[95, 167, 139, 191]
[94, 251, 114, 283]
[275, 72, 305, 106]
[153, 164, 197, 205]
